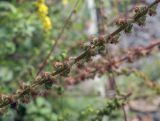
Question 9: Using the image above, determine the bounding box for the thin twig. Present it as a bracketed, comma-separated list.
[122, 105, 128, 121]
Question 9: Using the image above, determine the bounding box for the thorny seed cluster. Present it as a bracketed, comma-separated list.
[64, 41, 160, 85]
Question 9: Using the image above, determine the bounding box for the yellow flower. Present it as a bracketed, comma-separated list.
[35, 0, 52, 32]
[42, 16, 52, 32]
[62, 0, 68, 6]
[37, 3, 48, 15]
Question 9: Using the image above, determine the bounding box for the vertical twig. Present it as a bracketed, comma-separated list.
[122, 105, 128, 121]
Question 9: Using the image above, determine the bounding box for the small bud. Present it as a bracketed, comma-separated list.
[90, 37, 99, 45]
[124, 24, 133, 33]
[0, 95, 10, 103]
[7, 95, 16, 104]
[68, 57, 76, 65]
[83, 42, 91, 50]
[108, 33, 120, 44]
[136, 15, 146, 26]
[41, 72, 51, 81]
[41, 72, 55, 90]
[19, 82, 30, 90]
[20, 95, 30, 104]
[60, 62, 70, 77]
[45, 80, 53, 90]
[98, 35, 105, 45]
[16, 89, 23, 95]
[134, 6, 141, 13]
[148, 4, 158, 16]
[97, 45, 105, 54]
[84, 49, 95, 62]
[134, 6, 148, 20]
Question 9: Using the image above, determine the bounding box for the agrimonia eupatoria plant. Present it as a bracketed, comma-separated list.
[0, 0, 160, 113]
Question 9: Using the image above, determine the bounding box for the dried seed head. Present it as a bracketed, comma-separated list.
[108, 34, 120, 44]
[134, 6, 148, 21]
[115, 17, 127, 26]
[41, 72, 50, 80]
[19, 82, 30, 90]
[0, 95, 10, 103]
[68, 57, 76, 65]
[98, 35, 105, 45]
[83, 42, 91, 50]
[90, 37, 99, 45]
[16, 89, 23, 95]
[41, 72, 55, 89]
[60, 61, 70, 77]
[134, 6, 141, 13]
[20, 95, 30, 104]
[53, 61, 64, 71]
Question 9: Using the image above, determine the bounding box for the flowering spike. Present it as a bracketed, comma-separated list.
[36, 0, 52, 32]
